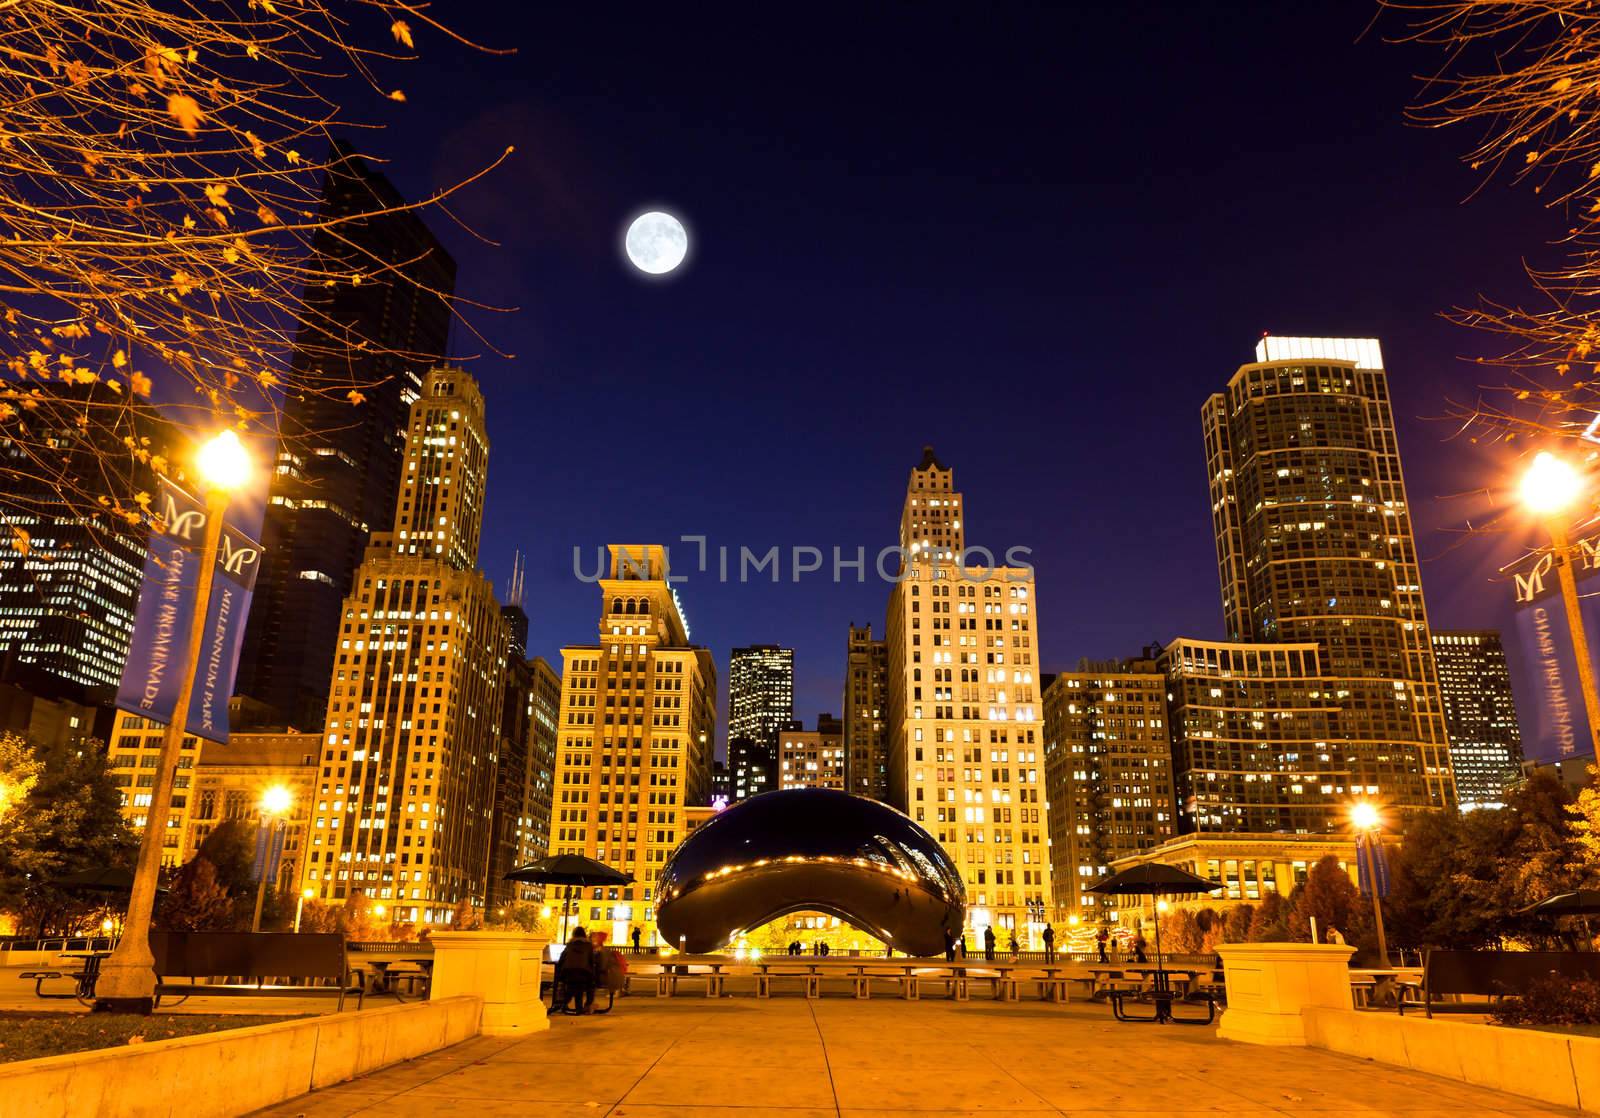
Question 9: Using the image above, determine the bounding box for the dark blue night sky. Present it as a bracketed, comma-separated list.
[355, 3, 1562, 750]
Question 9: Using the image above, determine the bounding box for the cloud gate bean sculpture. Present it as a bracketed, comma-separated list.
[654, 788, 965, 956]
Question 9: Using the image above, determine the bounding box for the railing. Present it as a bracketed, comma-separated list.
[0, 935, 117, 957]
[347, 940, 434, 954]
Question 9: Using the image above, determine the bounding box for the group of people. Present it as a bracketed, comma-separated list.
[552, 926, 629, 1015]
[937, 923, 1146, 965]
[784, 940, 830, 955]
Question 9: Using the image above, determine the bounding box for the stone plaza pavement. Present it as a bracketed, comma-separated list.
[247, 996, 1581, 1118]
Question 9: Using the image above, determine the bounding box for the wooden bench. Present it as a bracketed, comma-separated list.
[152, 931, 364, 1011]
[1398, 949, 1600, 1017]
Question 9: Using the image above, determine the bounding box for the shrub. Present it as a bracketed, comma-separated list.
[1493, 973, 1600, 1027]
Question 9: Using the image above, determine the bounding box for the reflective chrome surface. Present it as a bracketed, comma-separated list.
[655, 788, 965, 955]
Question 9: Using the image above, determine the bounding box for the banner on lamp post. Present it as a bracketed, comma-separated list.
[1507, 535, 1600, 761]
[115, 478, 264, 744]
[1356, 834, 1390, 900]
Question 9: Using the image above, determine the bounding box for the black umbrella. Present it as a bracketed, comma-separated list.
[53, 866, 166, 895]
[505, 855, 634, 944]
[1088, 864, 1219, 980]
[1521, 890, 1600, 917]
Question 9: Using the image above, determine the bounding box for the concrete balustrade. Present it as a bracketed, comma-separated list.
[428, 930, 550, 1035]
[1217, 942, 1355, 1046]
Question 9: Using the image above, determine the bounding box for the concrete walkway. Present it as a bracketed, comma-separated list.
[247, 997, 1580, 1117]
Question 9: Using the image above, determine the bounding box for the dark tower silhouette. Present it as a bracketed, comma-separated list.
[234, 143, 456, 730]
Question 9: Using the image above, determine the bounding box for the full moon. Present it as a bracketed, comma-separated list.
[625, 211, 689, 275]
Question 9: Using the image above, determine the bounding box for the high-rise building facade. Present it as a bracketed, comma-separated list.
[550, 545, 716, 945]
[235, 145, 457, 731]
[844, 623, 890, 800]
[885, 448, 1050, 942]
[487, 653, 561, 906]
[1433, 631, 1524, 810]
[0, 382, 174, 698]
[297, 367, 507, 926]
[1042, 660, 1174, 922]
[1159, 638, 1346, 833]
[1202, 337, 1452, 818]
[727, 644, 792, 800]
[779, 715, 846, 790]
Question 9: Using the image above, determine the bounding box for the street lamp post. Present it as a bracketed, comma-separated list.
[1522, 451, 1600, 755]
[93, 430, 251, 1013]
[252, 784, 293, 932]
[294, 887, 314, 933]
[1350, 801, 1390, 967]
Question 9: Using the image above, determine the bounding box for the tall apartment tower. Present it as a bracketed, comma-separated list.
[550, 545, 716, 945]
[1202, 337, 1452, 818]
[236, 144, 456, 731]
[1432, 631, 1524, 810]
[1042, 660, 1174, 922]
[727, 644, 793, 799]
[885, 448, 1050, 942]
[488, 653, 562, 907]
[843, 624, 890, 800]
[0, 382, 174, 698]
[298, 367, 506, 926]
[779, 714, 846, 790]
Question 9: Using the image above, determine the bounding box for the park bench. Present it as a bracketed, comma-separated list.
[855, 965, 920, 1000]
[1398, 949, 1600, 1017]
[755, 966, 820, 998]
[151, 931, 364, 1011]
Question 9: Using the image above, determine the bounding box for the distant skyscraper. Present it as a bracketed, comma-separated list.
[298, 367, 506, 926]
[489, 652, 561, 906]
[235, 144, 456, 731]
[779, 715, 846, 790]
[550, 545, 716, 945]
[844, 623, 890, 800]
[885, 448, 1051, 944]
[0, 382, 173, 698]
[728, 644, 792, 799]
[502, 553, 529, 661]
[1043, 660, 1174, 922]
[728, 734, 777, 800]
[1433, 631, 1525, 810]
[1202, 337, 1452, 816]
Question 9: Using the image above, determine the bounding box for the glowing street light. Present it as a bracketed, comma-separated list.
[1521, 452, 1600, 755]
[295, 887, 315, 933]
[96, 428, 254, 1012]
[252, 783, 293, 932]
[1349, 801, 1390, 967]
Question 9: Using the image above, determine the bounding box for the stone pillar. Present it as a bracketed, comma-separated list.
[429, 931, 550, 1036]
[1217, 942, 1355, 1046]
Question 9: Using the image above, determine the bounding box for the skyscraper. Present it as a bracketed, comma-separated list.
[844, 623, 890, 800]
[489, 652, 561, 906]
[1433, 631, 1525, 810]
[298, 367, 506, 926]
[779, 714, 846, 790]
[235, 144, 457, 731]
[1042, 660, 1174, 922]
[885, 448, 1051, 943]
[727, 644, 793, 799]
[550, 545, 716, 945]
[1202, 337, 1452, 817]
[0, 382, 174, 698]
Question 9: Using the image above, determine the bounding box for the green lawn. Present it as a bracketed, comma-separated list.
[0, 1012, 307, 1064]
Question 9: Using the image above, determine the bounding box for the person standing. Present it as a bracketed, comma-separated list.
[1041, 924, 1055, 957]
[1095, 926, 1110, 964]
[1008, 931, 1019, 959]
[943, 928, 957, 963]
[983, 925, 996, 962]
[1132, 931, 1148, 964]
[631, 925, 642, 953]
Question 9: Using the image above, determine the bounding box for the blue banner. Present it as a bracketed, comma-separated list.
[251, 820, 285, 885]
[116, 478, 264, 743]
[1356, 834, 1390, 899]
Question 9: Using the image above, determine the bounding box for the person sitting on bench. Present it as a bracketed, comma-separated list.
[556, 926, 599, 1014]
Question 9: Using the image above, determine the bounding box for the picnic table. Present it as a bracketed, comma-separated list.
[1348, 967, 1423, 1009]
[21, 950, 109, 1002]
[348, 949, 434, 1001]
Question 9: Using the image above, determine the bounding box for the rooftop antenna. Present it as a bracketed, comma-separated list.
[508, 550, 525, 607]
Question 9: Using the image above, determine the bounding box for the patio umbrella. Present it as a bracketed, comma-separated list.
[505, 855, 634, 944]
[53, 866, 166, 895]
[1088, 864, 1219, 980]
[1520, 890, 1600, 917]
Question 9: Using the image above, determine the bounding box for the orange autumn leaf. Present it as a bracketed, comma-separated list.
[167, 94, 205, 136]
